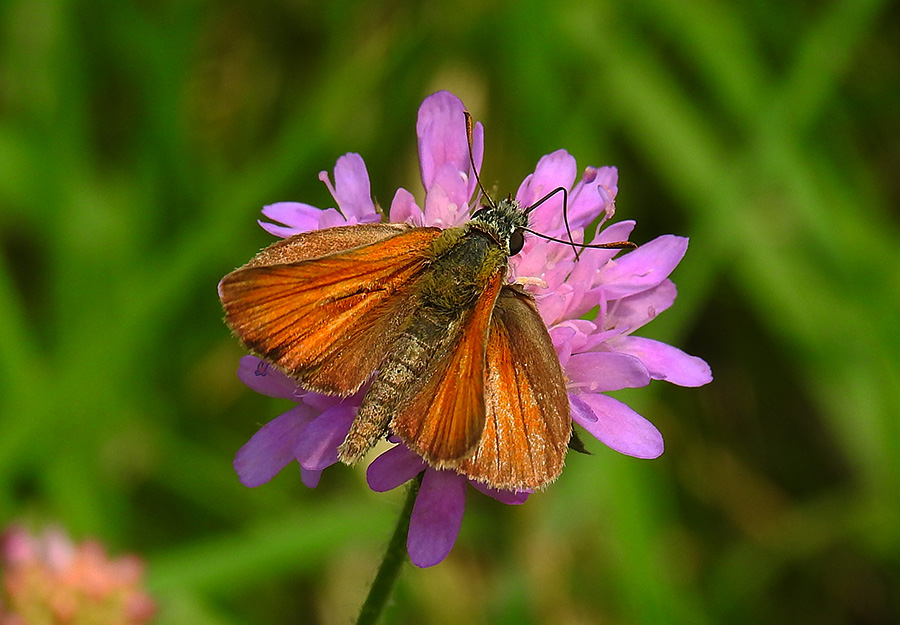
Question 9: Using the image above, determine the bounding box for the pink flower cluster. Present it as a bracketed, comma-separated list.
[230, 91, 711, 567]
[0, 526, 154, 625]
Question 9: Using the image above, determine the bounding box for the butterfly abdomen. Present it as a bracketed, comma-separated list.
[337, 307, 449, 463]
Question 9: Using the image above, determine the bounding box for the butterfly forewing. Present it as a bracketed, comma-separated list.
[458, 287, 571, 491]
[219, 226, 442, 395]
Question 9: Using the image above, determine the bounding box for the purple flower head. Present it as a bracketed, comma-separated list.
[229, 90, 711, 567]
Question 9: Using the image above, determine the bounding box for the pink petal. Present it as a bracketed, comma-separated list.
[567, 220, 637, 290]
[259, 202, 328, 234]
[301, 468, 323, 488]
[535, 282, 577, 328]
[301, 391, 355, 413]
[256, 219, 315, 239]
[559, 221, 637, 318]
[236, 356, 303, 400]
[549, 320, 596, 360]
[470, 481, 530, 504]
[564, 241, 610, 289]
[567, 166, 619, 230]
[580, 327, 630, 354]
[597, 235, 688, 299]
[323, 153, 378, 222]
[593, 166, 619, 192]
[590, 218, 636, 249]
[0, 526, 40, 564]
[513, 237, 571, 283]
[551, 319, 597, 343]
[534, 250, 577, 292]
[233, 406, 316, 487]
[389, 188, 424, 225]
[416, 91, 481, 201]
[519, 220, 639, 323]
[423, 165, 472, 227]
[367, 445, 426, 492]
[408, 470, 467, 568]
[612, 336, 713, 387]
[294, 405, 356, 471]
[605, 280, 677, 332]
[258, 221, 305, 239]
[565, 351, 651, 392]
[571, 392, 664, 459]
[516, 150, 577, 234]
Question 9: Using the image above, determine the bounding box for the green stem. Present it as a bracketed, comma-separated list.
[355, 472, 423, 625]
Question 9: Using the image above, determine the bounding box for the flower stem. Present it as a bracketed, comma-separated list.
[355, 473, 423, 625]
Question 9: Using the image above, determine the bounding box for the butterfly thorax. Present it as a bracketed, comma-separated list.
[417, 228, 506, 318]
[416, 197, 529, 317]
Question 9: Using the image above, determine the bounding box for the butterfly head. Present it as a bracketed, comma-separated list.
[470, 197, 529, 256]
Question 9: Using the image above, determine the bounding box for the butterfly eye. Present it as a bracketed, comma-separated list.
[509, 228, 525, 255]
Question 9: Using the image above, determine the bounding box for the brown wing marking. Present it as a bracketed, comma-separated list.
[391, 266, 505, 466]
[458, 287, 571, 491]
[219, 226, 442, 395]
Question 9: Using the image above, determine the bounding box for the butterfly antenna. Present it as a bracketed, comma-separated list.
[525, 186, 581, 260]
[464, 111, 497, 209]
[463, 112, 635, 255]
[563, 189, 578, 260]
[523, 228, 637, 252]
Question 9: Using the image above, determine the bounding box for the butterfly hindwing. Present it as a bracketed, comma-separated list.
[458, 286, 571, 491]
[389, 265, 505, 465]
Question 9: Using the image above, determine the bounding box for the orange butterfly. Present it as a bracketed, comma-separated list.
[220, 118, 634, 491]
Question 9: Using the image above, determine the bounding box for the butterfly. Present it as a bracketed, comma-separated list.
[219, 115, 635, 491]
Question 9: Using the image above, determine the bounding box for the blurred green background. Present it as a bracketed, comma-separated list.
[1, 0, 898, 623]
